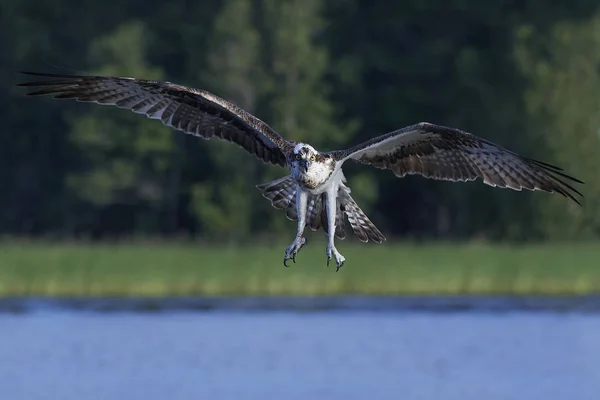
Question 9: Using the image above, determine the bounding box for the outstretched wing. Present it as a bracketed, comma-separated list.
[329, 122, 583, 205]
[17, 72, 293, 166]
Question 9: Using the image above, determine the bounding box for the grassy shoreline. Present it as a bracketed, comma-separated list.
[0, 241, 598, 297]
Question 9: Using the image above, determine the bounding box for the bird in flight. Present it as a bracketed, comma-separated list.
[18, 72, 583, 271]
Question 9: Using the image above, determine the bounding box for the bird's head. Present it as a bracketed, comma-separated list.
[291, 143, 318, 172]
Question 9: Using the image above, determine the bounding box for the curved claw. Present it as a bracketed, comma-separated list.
[335, 261, 345, 272]
[283, 237, 307, 268]
[327, 257, 331, 267]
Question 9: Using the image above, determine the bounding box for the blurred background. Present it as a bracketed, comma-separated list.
[2, 0, 600, 399]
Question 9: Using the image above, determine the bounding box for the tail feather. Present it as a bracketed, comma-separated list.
[257, 176, 384, 243]
[256, 176, 297, 220]
[286, 204, 298, 220]
[338, 185, 386, 243]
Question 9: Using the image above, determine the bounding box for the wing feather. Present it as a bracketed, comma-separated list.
[330, 122, 583, 205]
[18, 71, 293, 166]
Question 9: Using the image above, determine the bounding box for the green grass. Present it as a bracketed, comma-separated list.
[0, 240, 598, 296]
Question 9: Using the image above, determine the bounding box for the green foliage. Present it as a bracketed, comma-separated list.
[260, 0, 349, 148]
[515, 17, 600, 239]
[3, 0, 599, 240]
[1, 241, 599, 296]
[186, 0, 265, 238]
[65, 21, 173, 234]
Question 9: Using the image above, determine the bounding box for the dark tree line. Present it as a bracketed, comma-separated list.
[2, 0, 599, 241]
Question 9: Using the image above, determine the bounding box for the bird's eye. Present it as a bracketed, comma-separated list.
[310, 155, 316, 161]
[295, 154, 302, 161]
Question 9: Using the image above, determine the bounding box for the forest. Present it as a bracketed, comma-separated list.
[2, 0, 599, 242]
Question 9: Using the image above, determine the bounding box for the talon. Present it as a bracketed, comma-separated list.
[327, 257, 331, 267]
[283, 237, 307, 269]
[336, 261, 344, 272]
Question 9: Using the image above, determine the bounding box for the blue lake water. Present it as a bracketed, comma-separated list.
[1, 298, 600, 400]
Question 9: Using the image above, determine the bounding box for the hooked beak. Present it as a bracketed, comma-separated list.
[302, 160, 310, 172]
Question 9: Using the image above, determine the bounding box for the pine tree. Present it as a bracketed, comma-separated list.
[515, 18, 599, 238]
[188, 0, 266, 239]
[66, 21, 171, 234]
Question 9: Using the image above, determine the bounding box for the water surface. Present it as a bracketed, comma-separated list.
[1, 305, 599, 400]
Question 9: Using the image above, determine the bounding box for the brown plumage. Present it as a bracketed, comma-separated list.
[329, 122, 583, 205]
[18, 72, 582, 206]
[337, 186, 385, 243]
[17, 71, 293, 166]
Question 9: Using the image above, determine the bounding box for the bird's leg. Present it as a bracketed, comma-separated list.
[325, 188, 345, 271]
[283, 189, 308, 267]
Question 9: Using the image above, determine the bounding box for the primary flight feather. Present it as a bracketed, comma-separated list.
[18, 71, 583, 271]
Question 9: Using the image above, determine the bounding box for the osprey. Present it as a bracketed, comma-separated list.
[18, 72, 583, 271]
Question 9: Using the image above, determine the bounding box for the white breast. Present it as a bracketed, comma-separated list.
[293, 159, 342, 194]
